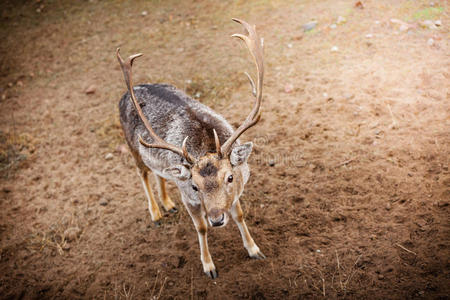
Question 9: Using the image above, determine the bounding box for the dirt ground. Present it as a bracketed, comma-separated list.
[0, 0, 449, 299]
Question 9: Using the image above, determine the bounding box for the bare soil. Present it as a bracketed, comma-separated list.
[0, 0, 449, 299]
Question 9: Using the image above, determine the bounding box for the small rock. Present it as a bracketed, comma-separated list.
[287, 43, 293, 48]
[64, 227, 81, 242]
[141, 11, 148, 16]
[105, 153, 114, 160]
[99, 199, 109, 206]
[385, 202, 391, 211]
[344, 93, 354, 100]
[268, 159, 275, 167]
[331, 46, 339, 52]
[115, 144, 129, 155]
[420, 20, 437, 29]
[427, 38, 434, 46]
[378, 274, 384, 280]
[399, 24, 409, 32]
[323, 92, 328, 98]
[434, 20, 441, 27]
[365, 33, 373, 38]
[329, 24, 337, 29]
[390, 19, 413, 32]
[62, 243, 71, 251]
[16, 80, 23, 87]
[336, 16, 346, 25]
[355, 1, 364, 9]
[284, 83, 294, 93]
[303, 21, 317, 32]
[85, 85, 96, 95]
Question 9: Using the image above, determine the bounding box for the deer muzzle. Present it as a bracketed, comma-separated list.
[208, 208, 227, 227]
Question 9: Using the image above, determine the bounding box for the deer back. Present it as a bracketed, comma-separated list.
[119, 84, 235, 171]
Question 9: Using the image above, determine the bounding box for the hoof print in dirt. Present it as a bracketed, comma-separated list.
[205, 269, 218, 279]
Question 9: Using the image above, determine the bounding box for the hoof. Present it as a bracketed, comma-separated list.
[205, 268, 218, 279]
[153, 220, 162, 227]
[249, 247, 266, 260]
[168, 207, 178, 214]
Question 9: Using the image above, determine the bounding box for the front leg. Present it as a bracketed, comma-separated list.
[231, 200, 266, 259]
[184, 201, 218, 279]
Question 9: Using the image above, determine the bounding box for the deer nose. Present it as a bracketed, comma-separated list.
[209, 213, 225, 227]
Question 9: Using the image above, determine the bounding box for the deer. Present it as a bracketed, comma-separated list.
[116, 19, 265, 279]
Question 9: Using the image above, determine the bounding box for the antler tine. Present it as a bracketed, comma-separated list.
[221, 19, 264, 156]
[213, 129, 222, 158]
[116, 48, 195, 164]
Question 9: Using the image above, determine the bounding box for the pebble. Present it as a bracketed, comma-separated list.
[378, 274, 384, 280]
[365, 33, 373, 38]
[85, 85, 96, 95]
[303, 21, 317, 32]
[329, 24, 337, 29]
[115, 144, 129, 155]
[64, 227, 81, 242]
[284, 83, 294, 93]
[336, 16, 346, 25]
[331, 46, 339, 52]
[105, 153, 114, 160]
[268, 159, 275, 167]
[427, 38, 434, 46]
[141, 11, 148, 16]
[385, 202, 391, 211]
[99, 199, 109, 206]
[420, 20, 437, 29]
[435, 20, 441, 27]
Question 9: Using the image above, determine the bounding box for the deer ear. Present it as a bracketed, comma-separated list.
[230, 142, 253, 166]
[163, 165, 191, 181]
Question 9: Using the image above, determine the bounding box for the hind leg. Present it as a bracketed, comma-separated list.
[154, 175, 177, 213]
[138, 168, 162, 226]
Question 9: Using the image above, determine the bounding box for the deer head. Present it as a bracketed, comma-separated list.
[117, 19, 264, 228]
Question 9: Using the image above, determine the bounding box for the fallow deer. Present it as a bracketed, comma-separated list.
[116, 19, 264, 279]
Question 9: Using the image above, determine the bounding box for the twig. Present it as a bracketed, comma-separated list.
[335, 250, 343, 290]
[395, 243, 417, 256]
[157, 277, 167, 299]
[344, 255, 362, 287]
[150, 271, 159, 298]
[335, 158, 355, 168]
[386, 102, 398, 128]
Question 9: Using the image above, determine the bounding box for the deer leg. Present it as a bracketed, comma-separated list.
[154, 175, 177, 213]
[184, 201, 217, 279]
[138, 169, 162, 226]
[231, 200, 265, 259]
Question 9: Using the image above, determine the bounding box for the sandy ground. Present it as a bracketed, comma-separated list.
[0, 0, 449, 299]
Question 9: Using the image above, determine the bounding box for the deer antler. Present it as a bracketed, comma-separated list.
[220, 18, 264, 156]
[116, 48, 195, 164]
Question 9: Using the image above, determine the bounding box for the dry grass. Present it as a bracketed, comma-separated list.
[0, 130, 37, 177]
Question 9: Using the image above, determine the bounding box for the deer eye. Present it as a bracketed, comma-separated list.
[192, 185, 198, 192]
[227, 175, 233, 183]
